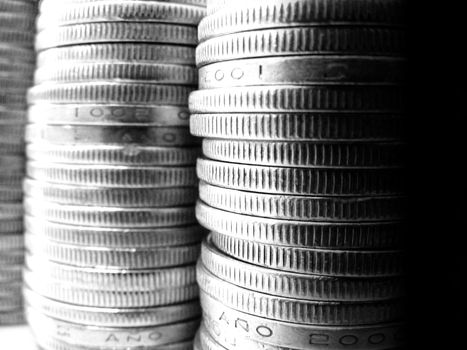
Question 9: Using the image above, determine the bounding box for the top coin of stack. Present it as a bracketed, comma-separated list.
[25, 1, 206, 349]
[191, 1, 407, 349]
[0, 0, 36, 326]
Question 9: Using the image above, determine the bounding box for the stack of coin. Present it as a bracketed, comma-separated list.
[0, 0, 36, 325]
[191, 0, 407, 349]
[25, 0, 206, 348]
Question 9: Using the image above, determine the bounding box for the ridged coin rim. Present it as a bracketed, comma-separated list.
[211, 231, 404, 277]
[197, 158, 405, 196]
[196, 26, 405, 66]
[199, 182, 406, 221]
[197, 264, 403, 325]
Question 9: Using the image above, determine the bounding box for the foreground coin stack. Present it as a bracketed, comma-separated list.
[191, 0, 407, 349]
[25, 0, 206, 348]
[0, 0, 36, 325]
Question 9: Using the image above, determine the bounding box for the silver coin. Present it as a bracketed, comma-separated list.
[200, 236, 404, 301]
[210, 231, 404, 277]
[27, 162, 197, 187]
[26, 124, 198, 146]
[37, 336, 193, 350]
[196, 27, 405, 66]
[26, 254, 197, 290]
[28, 82, 193, 105]
[26, 233, 200, 268]
[24, 216, 205, 247]
[28, 104, 192, 126]
[27, 144, 199, 166]
[201, 293, 406, 350]
[37, 1, 205, 30]
[27, 306, 200, 348]
[196, 158, 405, 196]
[25, 288, 200, 327]
[35, 62, 198, 85]
[199, 182, 406, 221]
[25, 268, 199, 308]
[189, 85, 404, 113]
[24, 179, 198, 207]
[36, 43, 195, 67]
[201, 139, 405, 168]
[201, 0, 404, 38]
[199, 56, 405, 89]
[36, 22, 198, 51]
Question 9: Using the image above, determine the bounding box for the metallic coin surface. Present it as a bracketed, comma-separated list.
[196, 27, 405, 66]
[24, 179, 198, 207]
[37, 1, 206, 29]
[26, 255, 197, 290]
[29, 82, 193, 105]
[26, 233, 200, 268]
[201, 238, 404, 301]
[25, 216, 205, 247]
[201, 0, 404, 39]
[197, 158, 405, 196]
[28, 104, 192, 125]
[199, 182, 406, 221]
[27, 306, 200, 347]
[201, 139, 405, 168]
[37, 44, 195, 67]
[201, 293, 405, 350]
[211, 231, 404, 277]
[35, 62, 198, 85]
[27, 144, 199, 166]
[189, 85, 404, 113]
[199, 56, 405, 89]
[190, 113, 405, 141]
[27, 162, 197, 187]
[26, 125, 197, 146]
[25, 288, 200, 327]
[36, 22, 198, 51]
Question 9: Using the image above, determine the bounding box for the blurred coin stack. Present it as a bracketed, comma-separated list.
[25, 0, 206, 348]
[191, 0, 407, 349]
[0, 0, 36, 325]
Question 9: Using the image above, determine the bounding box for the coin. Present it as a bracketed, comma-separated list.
[27, 144, 199, 166]
[201, 293, 406, 350]
[35, 62, 198, 85]
[27, 162, 197, 187]
[199, 182, 406, 221]
[189, 85, 404, 113]
[27, 306, 200, 348]
[25, 269, 199, 308]
[190, 113, 404, 141]
[28, 82, 193, 105]
[199, 56, 405, 89]
[37, 1, 206, 29]
[196, 27, 405, 66]
[25, 288, 200, 327]
[36, 43, 195, 67]
[28, 104, 192, 125]
[197, 158, 405, 196]
[25, 216, 205, 247]
[210, 231, 404, 277]
[0, 234, 24, 251]
[201, 139, 405, 168]
[201, 0, 405, 39]
[36, 22, 198, 51]
[26, 255, 197, 290]
[24, 179, 198, 207]
[200, 236, 404, 301]
[36, 337, 193, 350]
[25, 200, 196, 227]
[26, 233, 200, 268]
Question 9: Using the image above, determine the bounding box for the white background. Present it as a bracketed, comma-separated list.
[0, 326, 36, 349]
